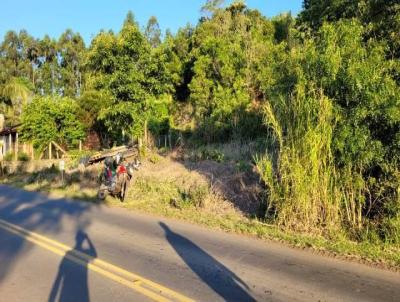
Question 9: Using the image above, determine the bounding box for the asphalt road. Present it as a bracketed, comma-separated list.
[0, 185, 399, 302]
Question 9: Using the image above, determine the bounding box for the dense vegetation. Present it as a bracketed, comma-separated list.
[1, 0, 399, 245]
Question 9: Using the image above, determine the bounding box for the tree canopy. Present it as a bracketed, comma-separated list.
[20, 96, 84, 149]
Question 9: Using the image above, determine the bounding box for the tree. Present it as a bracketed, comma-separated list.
[298, 0, 400, 57]
[162, 25, 194, 102]
[0, 77, 32, 125]
[145, 16, 161, 48]
[36, 35, 59, 95]
[189, 3, 274, 141]
[20, 96, 85, 149]
[272, 12, 294, 44]
[86, 12, 170, 143]
[123, 10, 137, 27]
[58, 29, 85, 97]
[201, 0, 225, 17]
[0, 30, 35, 82]
[0, 31, 20, 78]
[26, 38, 40, 86]
[363, 0, 400, 58]
[77, 90, 112, 146]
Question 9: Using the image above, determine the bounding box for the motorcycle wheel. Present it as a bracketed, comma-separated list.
[98, 190, 107, 201]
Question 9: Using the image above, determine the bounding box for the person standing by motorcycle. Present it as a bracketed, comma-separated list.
[103, 156, 117, 189]
[114, 153, 127, 192]
[98, 152, 140, 201]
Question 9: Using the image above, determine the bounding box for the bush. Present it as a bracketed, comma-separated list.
[235, 160, 252, 173]
[178, 183, 209, 208]
[3, 152, 14, 161]
[149, 117, 171, 136]
[190, 146, 225, 162]
[382, 216, 400, 245]
[17, 152, 30, 161]
[20, 96, 85, 150]
[67, 150, 96, 168]
[147, 152, 162, 164]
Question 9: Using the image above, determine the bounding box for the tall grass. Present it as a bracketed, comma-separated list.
[256, 83, 342, 233]
[255, 21, 400, 243]
[254, 79, 397, 240]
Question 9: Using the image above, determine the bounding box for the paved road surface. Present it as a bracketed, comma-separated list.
[0, 185, 399, 302]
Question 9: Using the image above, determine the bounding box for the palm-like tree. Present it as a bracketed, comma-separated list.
[0, 77, 32, 125]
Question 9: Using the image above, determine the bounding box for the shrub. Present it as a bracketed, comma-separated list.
[148, 152, 162, 164]
[3, 152, 14, 161]
[17, 152, 30, 161]
[382, 216, 400, 245]
[20, 96, 85, 150]
[178, 184, 209, 208]
[67, 150, 95, 168]
[190, 146, 225, 162]
[235, 160, 252, 173]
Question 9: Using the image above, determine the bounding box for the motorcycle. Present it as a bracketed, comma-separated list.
[97, 155, 140, 202]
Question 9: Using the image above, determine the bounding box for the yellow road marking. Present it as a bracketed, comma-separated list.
[0, 219, 194, 302]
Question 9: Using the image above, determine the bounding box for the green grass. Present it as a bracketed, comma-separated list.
[1, 173, 399, 270]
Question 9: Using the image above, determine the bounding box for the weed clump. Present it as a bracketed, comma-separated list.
[190, 147, 224, 162]
[178, 183, 209, 208]
[17, 152, 30, 161]
[3, 152, 14, 161]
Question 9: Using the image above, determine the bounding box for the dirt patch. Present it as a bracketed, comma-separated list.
[182, 160, 263, 215]
[137, 152, 264, 216]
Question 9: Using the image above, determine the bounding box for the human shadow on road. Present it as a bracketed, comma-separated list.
[159, 222, 256, 302]
[0, 186, 96, 282]
[48, 230, 97, 302]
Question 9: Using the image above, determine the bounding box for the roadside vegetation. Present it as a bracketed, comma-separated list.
[1, 1, 399, 268]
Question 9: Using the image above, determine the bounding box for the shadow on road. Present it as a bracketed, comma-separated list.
[159, 222, 256, 302]
[0, 185, 96, 283]
[48, 230, 97, 302]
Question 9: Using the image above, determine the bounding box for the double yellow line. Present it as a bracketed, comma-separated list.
[0, 218, 194, 302]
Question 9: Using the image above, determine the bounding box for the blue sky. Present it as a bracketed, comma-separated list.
[0, 0, 302, 45]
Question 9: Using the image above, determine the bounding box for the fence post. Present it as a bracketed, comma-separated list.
[8, 133, 11, 156]
[30, 144, 34, 160]
[14, 132, 18, 161]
